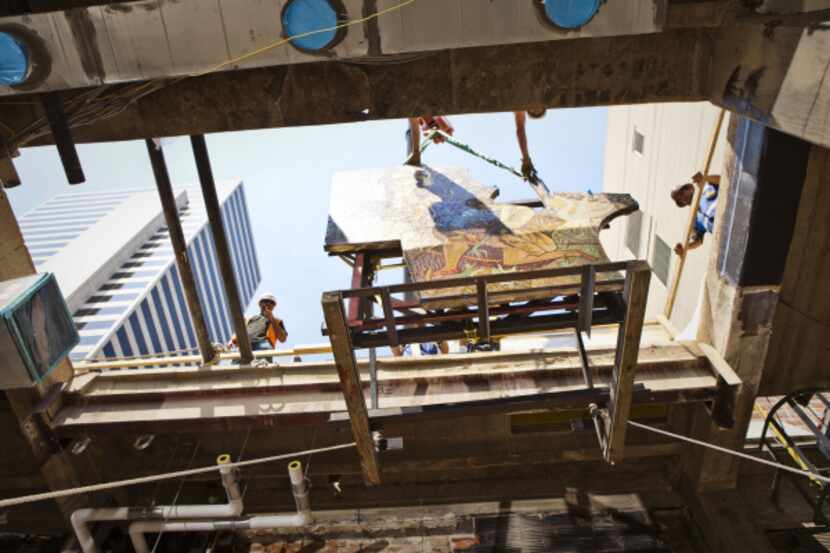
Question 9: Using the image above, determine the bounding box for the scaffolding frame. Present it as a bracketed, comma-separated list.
[321, 258, 652, 483]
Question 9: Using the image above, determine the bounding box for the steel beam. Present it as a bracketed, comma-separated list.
[578, 265, 596, 336]
[347, 254, 373, 326]
[379, 287, 399, 348]
[476, 280, 491, 343]
[40, 93, 84, 184]
[5, 31, 710, 147]
[145, 138, 217, 365]
[191, 134, 253, 364]
[576, 329, 594, 389]
[351, 308, 620, 349]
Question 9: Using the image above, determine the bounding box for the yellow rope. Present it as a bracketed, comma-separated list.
[194, 0, 418, 77]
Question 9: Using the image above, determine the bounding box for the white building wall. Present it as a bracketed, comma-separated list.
[601, 102, 730, 330]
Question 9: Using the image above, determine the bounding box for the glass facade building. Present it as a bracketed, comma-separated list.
[18, 181, 260, 362]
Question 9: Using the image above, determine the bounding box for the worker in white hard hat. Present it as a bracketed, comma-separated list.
[228, 293, 287, 358]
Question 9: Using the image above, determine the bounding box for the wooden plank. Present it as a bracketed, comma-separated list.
[698, 343, 740, 388]
[55, 343, 716, 434]
[655, 314, 680, 340]
[71, 344, 706, 399]
[699, 343, 741, 428]
[604, 261, 651, 464]
[321, 291, 380, 486]
[73, 343, 332, 372]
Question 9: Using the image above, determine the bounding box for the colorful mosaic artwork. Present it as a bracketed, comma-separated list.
[325, 166, 638, 304]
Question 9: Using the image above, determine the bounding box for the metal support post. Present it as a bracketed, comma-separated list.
[41, 93, 85, 184]
[190, 135, 253, 365]
[145, 139, 217, 365]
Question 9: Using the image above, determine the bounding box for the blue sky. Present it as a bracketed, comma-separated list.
[7, 108, 607, 349]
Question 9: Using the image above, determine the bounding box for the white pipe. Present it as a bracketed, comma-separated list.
[128, 460, 312, 553]
[130, 514, 310, 553]
[287, 460, 311, 520]
[72, 455, 242, 553]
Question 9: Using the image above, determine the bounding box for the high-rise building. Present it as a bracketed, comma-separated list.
[17, 181, 260, 362]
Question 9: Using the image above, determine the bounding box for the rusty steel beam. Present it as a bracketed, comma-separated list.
[40, 93, 84, 184]
[2, 30, 711, 145]
[145, 139, 217, 365]
[191, 134, 253, 364]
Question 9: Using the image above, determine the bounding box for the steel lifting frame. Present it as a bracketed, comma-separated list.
[321, 258, 652, 483]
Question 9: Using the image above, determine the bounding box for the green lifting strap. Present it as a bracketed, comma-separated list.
[416, 129, 551, 204]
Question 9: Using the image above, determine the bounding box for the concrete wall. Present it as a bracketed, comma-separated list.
[601, 102, 729, 331]
[0, 0, 663, 96]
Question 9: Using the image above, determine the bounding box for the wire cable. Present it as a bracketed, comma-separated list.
[0, 442, 356, 510]
[628, 420, 830, 485]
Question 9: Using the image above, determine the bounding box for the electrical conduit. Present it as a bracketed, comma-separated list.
[129, 460, 312, 553]
[72, 454, 243, 553]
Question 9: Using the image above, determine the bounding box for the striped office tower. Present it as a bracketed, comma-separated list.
[17, 181, 261, 362]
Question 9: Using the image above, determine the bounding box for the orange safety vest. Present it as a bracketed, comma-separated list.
[265, 322, 278, 348]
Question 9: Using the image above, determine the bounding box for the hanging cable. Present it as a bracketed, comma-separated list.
[0, 442, 356, 510]
[416, 128, 551, 198]
[628, 420, 830, 485]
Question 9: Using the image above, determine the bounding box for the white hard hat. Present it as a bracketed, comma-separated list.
[259, 293, 277, 304]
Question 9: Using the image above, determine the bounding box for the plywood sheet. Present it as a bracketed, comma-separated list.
[325, 166, 637, 303]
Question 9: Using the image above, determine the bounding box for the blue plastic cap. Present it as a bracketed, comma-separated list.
[544, 0, 601, 30]
[0, 32, 29, 86]
[282, 0, 338, 51]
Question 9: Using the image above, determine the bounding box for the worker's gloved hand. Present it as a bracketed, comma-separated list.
[521, 157, 536, 181]
[691, 171, 706, 187]
[674, 243, 685, 256]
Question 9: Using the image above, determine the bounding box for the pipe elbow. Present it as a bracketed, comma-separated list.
[297, 511, 313, 527]
[128, 521, 153, 553]
[71, 509, 89, 527]
[228, 499, 243, 518]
